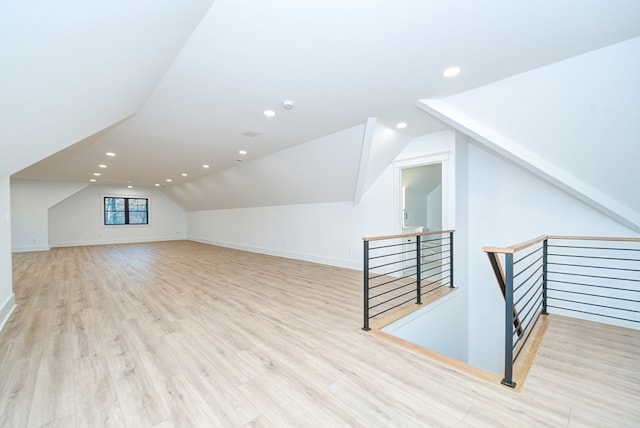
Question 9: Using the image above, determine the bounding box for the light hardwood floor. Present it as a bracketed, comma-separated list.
[1, 241, 638, 427]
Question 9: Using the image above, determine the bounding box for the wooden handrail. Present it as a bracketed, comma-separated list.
[363, 229, 455, 242]
[483, 235, 640, 255]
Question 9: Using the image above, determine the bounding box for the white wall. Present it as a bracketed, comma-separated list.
[383, 292, 466, 361]
[189, 202, 365, 269]
[11, 179, 88, 251]
[427, 185, 442, 231]
[49, 185, 187, 247]
[0, 176, 15, 331]
[402, 164, 441, 230]
[465, 140, 638, 374]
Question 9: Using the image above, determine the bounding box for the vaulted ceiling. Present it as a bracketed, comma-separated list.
[2, 0, 639, 191]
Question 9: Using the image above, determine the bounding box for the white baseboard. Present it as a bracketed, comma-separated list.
[0, 293, 16, 333]
[12, 244, 50, 253]
[50, 235, 187, 248]
[188, 236, 362, 271]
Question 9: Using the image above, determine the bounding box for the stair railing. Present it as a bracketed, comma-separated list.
[362, 230, 454, 331]
[484, 235, 640, 388]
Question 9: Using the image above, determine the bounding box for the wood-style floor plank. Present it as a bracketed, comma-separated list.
[0, 241, 638, 427]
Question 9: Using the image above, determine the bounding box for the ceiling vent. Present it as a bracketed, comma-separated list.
[243, 131, 260, 137]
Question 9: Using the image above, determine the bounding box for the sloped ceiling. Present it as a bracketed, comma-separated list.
[163, 124, 365, 211]
[3, 0, 640, 209]
[0, 0, 213, 177]
[418, 37, 640, 232]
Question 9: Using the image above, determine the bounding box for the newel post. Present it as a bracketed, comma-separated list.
[363, 240, 370, 331]
[416, 235, 422, 305]
[501, 252, 516, 388]
[542, 238, 548, 315]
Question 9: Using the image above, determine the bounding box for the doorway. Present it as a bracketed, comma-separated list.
[401, 163, 442, 233]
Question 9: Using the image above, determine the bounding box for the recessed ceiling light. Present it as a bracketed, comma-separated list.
[396, 122, 408, 129]
[202, 164, 210, 169]
[264, 109, 276, 117]
[98, 164, 107, 168]
[282, 100, 294, 110]
[181, 173, 188, 177]
[127, 185, 133, 189]
[238, 150, 247, 155]
[106, 152, 116, 157]
[90, 179, 96, 182]
[443, 66, 461, 77]
[93, 172, 101, 176]
[166, 179, 172, 182]
[155, 183, 160, 187]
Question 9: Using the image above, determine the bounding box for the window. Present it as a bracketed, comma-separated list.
[104, 197, 148, 225]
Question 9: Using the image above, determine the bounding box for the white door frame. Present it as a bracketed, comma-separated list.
[392, 151, 453, 234]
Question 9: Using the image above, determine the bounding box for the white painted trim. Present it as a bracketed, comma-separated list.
[0, 293, 16, 333]
[50, 235, 185, 248]
[417, 98, 640, 233]
[188, 237, 361, 271]
[392, 152, 454, 234]
[353, 117, 377, 205]
[12, 244, 50, 253]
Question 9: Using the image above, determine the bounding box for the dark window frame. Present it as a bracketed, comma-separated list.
[103, 196, 149, 226]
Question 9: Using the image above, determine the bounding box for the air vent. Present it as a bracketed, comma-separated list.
[242, 131, 260, 137]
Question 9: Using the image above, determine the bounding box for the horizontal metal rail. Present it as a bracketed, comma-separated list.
[484, 235, 640, 389]
[363, 230, 454, 331]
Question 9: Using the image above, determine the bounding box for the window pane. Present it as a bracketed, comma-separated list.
[129, 198, 147, 212]
[105, 211, 125, 225]
[104, 196, 148, 225]
[105, 197, 116, 211]
[115, 198, 125, 211]
[129, 212, 147, 224]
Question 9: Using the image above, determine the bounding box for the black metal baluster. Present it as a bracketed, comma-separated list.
[501, 252, 516, 388]
[542, 239, 548, 315]
[416, 235, 422, 305]
[449, 231, 454, 287]
[363, 240, 370, 331]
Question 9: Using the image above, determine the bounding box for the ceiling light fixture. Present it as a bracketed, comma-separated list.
[443, 66, 461, 77]
[264, 109, 276, 117]
[202, 164, 210, 168]
[239, 150, 247, 155]
[106, 152, 116, 157]
[396, 122, 408, 129]
[282, 100, 294, 110]
[93, 172, 101, 176]
[90, 179, 96, 182]
[155, 183, 160, 187]
[127, 185, 133, 189]
[98, 164, 107, 168]
[181, 173, 188, 177]
[166, 179, 172, 182]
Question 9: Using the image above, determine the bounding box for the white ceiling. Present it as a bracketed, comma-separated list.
[4, 0, 640, 189]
